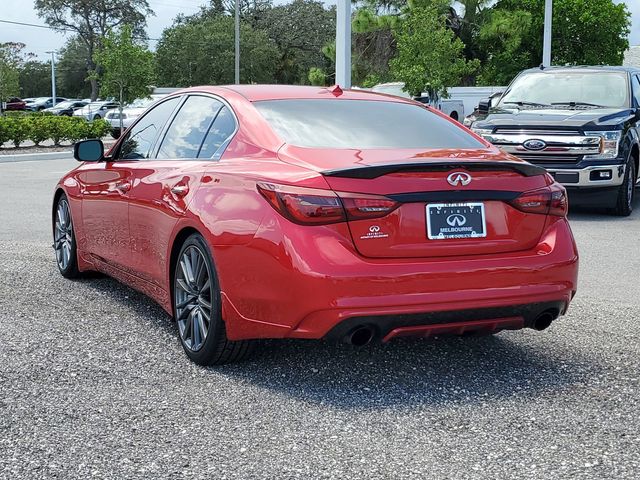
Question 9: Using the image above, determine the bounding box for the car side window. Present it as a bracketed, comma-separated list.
[198, 106, 237, 159]
[156, 96, 223, 159]
[633, 75, 640, 108]
[117, 97, 181, 160]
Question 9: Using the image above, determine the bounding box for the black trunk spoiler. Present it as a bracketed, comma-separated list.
[322, 161, 547, 179]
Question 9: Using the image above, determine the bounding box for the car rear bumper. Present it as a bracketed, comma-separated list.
[322, 300, 567, 343]
[216, 217, 579, 341]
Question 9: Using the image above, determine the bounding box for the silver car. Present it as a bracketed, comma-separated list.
[72, 101, 119, 121]
[104, 94, 166, 138]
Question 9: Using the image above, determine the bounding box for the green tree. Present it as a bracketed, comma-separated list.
[390, 1, 479, 99]
[351, 6, 399, 86]
[0, 43, 29, 111]
[56, 37, 92, 99]
[480, 0, 630, 84]
[19, 61, 51, 99]
[476, 8, 532, 85]
[94, 25, 154, 131]
[454, 0, 492, 65]
[35, 0, 153, 100]
[258, 0, 335, 84]
[155, 14, 279, 86]
[222, 0, 273, 27]
[308, 67, 326, 86]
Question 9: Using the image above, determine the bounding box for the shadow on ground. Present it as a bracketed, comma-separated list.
[80, 273, 597, 411]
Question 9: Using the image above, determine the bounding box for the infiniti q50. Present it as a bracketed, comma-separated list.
[53, 85, 579, 365]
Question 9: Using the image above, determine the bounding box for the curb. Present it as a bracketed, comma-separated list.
[0, 150, 73, 163]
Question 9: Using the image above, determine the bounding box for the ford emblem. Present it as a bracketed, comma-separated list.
[523, 139, 547, 151]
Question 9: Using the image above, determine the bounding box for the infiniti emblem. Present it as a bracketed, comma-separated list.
[369, 225, 380, 233]
[523, 138, 547, 151]
[446, 214, 467, 227]
[447, 172, 472, 187]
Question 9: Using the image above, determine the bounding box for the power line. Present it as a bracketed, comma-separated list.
[0, 19, 161, 42]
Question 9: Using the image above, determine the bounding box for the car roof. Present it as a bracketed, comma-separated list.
[521, 65, 640, 75]
[180, 84, 415, 103]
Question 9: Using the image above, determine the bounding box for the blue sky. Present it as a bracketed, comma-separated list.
[1, 0, 638, 61]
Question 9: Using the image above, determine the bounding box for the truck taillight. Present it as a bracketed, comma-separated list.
[257, 183, 398, 225]
[510, 185, 568, 217]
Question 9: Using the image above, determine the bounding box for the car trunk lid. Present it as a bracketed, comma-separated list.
[279, 146, 552, 259]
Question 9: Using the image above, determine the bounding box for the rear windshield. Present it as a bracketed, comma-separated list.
[254, 99, 484, 149]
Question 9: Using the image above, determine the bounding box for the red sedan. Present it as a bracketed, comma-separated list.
[5, 97, 26, 111]
[53, 85, 579, 365]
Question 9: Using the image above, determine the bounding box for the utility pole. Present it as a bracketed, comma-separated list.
[542, 0, 552, 67]
[335, 0, 351, 88]
[234, 0, 240, 84]
[0, 65, 4, 115]
[46, 50, 57, 106]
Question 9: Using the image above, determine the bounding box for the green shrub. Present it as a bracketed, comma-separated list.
[0, 118, 10, 146]
[0, 113, 100, 148]
[4, 115, 30, 147]
[63, 117, 91, 144]
[89, 119, 112, 139]
[44, 116, 66, 146]
[26, 115, 49, 146]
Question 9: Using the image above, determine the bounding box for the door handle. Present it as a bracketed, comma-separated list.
[170, 184, 189, 197]
[115, 181, 131, 193]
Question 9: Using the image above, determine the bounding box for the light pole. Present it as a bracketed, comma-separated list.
[46, 50, 57, 106]
[542, 0, 552, 67]
[234, 0, 240, 84]
[335, 0, 351, 88]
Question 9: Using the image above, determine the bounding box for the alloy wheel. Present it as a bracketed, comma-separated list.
[54, 199, 73, 270]
[175, 245, 213, 352]
[627, 165, 635, 210]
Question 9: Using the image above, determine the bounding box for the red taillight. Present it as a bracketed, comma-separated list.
[549, 185, 568, 216]
[340, 194, 399, 220]
[510, 185, 568, 217]
[257, 183, 398, 225]
[257, 183, 346, 225]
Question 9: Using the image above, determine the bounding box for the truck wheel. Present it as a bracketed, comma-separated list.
[612, 158, 636, 217]
[450, 111, 459, 121]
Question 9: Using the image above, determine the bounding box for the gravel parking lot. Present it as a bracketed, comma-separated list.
[1, 158, 639, 479]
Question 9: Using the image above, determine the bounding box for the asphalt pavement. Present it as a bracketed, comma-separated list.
[1, 158, 639, 479]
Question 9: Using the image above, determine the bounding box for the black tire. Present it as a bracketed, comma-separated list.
[93, 114, 101, 121]
[173, 233, 254, 365]
[612, 156, 636, 217]
[111, 129, 121, 139]
[53, 193, 80, 278]
[450, 111, 459, 121]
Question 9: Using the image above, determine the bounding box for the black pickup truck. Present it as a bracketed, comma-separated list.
[470, 66, 640, 216]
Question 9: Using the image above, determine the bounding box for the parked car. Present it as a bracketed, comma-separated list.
[55, 85, 578, 365]
[44, 100, 88, 116]
[4, 97, 27, 111]
[470, 66, 640, 216]
[105, 94, 167, 138]
[72, 101, 119, 120]
[26, 97, 68, 111]
[371, 82, 465, 121]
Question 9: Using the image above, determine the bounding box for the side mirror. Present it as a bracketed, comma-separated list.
[478, 91, 504, 114]
[74, 139, 104, 162]
[478, 99, 491, 114]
